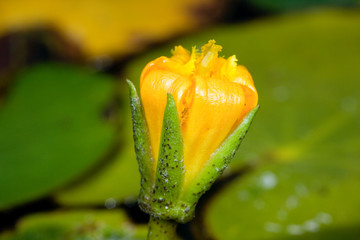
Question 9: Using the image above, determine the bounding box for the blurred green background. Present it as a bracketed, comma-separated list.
[0, 0, 359, 239]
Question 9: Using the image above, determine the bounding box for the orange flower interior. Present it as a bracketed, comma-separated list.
[140, 40, 258, 187]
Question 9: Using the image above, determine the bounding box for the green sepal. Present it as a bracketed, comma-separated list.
[180, 105, 259, 217]
[126, 80, 154, 203]
[147, 94, 186, 221]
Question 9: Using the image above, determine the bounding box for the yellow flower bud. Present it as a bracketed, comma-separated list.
[140, 40, 258, 187]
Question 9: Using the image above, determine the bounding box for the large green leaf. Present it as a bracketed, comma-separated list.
[0, 210, 147, 240]
[125, 9, 360, 239]
[54, 146, 140, 206]
[0, 63, 116, 210]
[54, 80, 140, 207]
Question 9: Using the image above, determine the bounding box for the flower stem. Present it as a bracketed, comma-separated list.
[147, 216, 178, 240]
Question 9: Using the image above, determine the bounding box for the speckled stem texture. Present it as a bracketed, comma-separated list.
[147, 216, 178, 240]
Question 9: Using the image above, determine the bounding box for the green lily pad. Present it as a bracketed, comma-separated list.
[0, 210, 147, 240]
[0, 63, 116, 210]
[54, 145, 140, 206]
[125, 9, 360, 239]
[53, 79, 140, 206]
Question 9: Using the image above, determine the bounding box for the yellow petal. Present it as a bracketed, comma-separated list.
[140, 40, 258, 186]
[171, 46, 191, 64]
[140, 59, 194, 165]
[182, 75, 246, 186]
[232, 65, 258, 125]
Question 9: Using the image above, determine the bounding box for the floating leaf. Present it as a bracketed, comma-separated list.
[0, 63, 116, 210]
[54, 146, 140, 207]
[54, 80, 141, 207]
[0, 210, 147, 240]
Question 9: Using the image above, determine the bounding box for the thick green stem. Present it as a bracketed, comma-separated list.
[147, 216, 178, 240]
